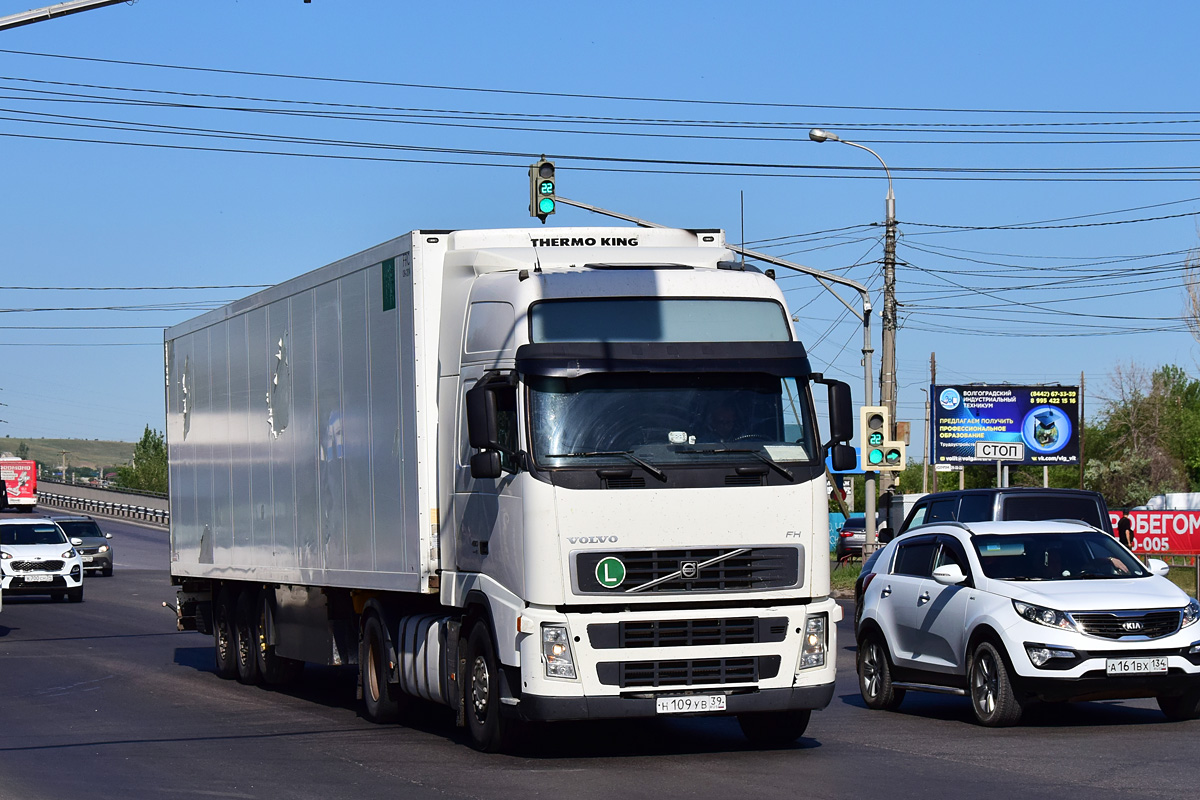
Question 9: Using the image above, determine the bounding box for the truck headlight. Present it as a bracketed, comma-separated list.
[542, 624, 577, 679]
[1182, 598, 1200, 629]
[1013, 600, 1076, 631]
[799, 614, 827, 669]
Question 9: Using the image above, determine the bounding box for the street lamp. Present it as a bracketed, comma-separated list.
[810, 127, 899, 551]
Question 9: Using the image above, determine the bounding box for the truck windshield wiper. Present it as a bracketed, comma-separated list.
[678, 448, 794, 482]
[545, 450, 667, 482]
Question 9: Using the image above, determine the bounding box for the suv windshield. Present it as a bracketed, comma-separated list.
[529, 372, 816, 468]
[56, 520, 103, 539]
[0, 524, 68, 546]
[973, 531, 1146, 581]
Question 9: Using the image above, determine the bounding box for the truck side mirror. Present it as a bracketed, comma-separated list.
[466, 383, 501, 450]
[470, 451, 502, 480]
[830, 443, 857, 472]
[826, 380, 854, 442]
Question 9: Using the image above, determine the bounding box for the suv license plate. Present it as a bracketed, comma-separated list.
[82, 556, 93, 563]
[1106, 656, 1168, 675]
[656, 694, 727, 715]
[23, 574, 53, 583]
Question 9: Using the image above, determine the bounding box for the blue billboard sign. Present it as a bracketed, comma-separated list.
[931, 384, 1079, 466]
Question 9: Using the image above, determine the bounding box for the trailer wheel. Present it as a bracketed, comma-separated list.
[255, 590, 303, 686]
[361, 614, 405, 723]
[464, 622, 513, 753]
[212, 587, 237, 679]
[233, 589, 262, 685]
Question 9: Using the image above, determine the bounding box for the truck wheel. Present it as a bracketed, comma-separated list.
[255, 590, 303, 687]
[67, 587, 83, 603]
[212, 587, 237, 676]
[1157, 689, 1200, 721]
[737, 710, 811, 746]
[212, 587, 237, 679]
[858, 632, 905, 710]
[361, 614, 406, 723]
[969, 641, 1024, 727]
[464, 622, 513, 752]
[233, 589, 262, 685]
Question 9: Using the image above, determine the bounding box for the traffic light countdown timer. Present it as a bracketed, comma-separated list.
[859, 405, 906, 472]
[529, 158, 556, 223]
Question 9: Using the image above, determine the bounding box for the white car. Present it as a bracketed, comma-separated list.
[856, 520, 1200, 726]
[0, 518, 84, 602]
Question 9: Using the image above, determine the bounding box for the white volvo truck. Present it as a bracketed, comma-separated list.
[167, 226, 857, 751]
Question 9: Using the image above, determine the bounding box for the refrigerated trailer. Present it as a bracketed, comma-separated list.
[167, 226, 856, 751]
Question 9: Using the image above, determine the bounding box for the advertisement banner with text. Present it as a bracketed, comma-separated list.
[931, 384, 1080, 466]
[1110, 511, 1200, 555]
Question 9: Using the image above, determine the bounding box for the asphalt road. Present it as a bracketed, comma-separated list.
[2, 508, 1198, 800]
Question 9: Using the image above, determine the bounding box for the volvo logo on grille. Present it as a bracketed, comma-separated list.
[680, 561, 699, 579]
[1122, 621, 1144, 632]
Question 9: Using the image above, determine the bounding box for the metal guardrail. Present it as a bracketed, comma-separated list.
[35, 491, 170, 528]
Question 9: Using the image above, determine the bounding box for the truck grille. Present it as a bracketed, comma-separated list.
[11, 560, 64, 572]
[575, 547, 800, 594]
[588, 617, 789, 649]
[596, 656, 781, 688]
[1072, 610, 1181, 640]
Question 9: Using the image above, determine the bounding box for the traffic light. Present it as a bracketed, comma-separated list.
[859, 406, 906, 472]
[529, 158, 556, 222]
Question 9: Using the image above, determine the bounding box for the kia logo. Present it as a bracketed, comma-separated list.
[1122, 621, 1143, 632]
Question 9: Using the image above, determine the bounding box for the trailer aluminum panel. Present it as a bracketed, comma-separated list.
[166, 233, 439, 592]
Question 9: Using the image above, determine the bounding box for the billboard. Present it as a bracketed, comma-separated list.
[1110, 511, 1200, 556]
[932, 384, 1079, 466]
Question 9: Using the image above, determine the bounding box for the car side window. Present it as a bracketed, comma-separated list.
[934, 538, 971, 577]
[893, 539, 938, 578]
[956, 494, 993, 523]
[907, 505, 927, 528]
[926, 498, 959, 524]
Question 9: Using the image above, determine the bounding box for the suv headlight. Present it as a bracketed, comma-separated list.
[1013, 600, 1076, 631]
[1182, 598, 1200, 629]
[541, 624, 577, 679]
[0, 550, 11, 559]
[62, 548, 77, 559]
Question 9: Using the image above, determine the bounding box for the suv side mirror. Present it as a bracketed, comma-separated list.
[70, 537, 83, 547]
[105, 532, 113, 540]
[932, 564, 967, 586]
[826, 380, 854, 443]
[1146, 558, 1170, 577]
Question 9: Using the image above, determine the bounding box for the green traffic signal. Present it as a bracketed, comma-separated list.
[885, 448, 902, 465]
[868, 431, 884, 446]
[538, 196, 556, 214]
[868, 448, 884, 465]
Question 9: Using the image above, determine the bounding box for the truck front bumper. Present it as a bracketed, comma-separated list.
[513, 682, 835, 722]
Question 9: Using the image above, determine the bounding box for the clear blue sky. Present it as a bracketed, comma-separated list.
[1, 1, 1198, 463]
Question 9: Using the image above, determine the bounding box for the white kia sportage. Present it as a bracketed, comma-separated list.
[856, 520, 1200, 726]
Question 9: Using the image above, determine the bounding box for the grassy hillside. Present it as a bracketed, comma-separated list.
[0, 437, 135, 471]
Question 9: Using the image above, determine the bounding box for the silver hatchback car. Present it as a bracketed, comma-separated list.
[51, 515, 114, 576]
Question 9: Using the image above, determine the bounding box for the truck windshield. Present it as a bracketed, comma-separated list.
[528, 372, 817, 468]
[972, 531, 1147, 581]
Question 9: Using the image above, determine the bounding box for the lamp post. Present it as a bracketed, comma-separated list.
[810, 128, 899, 549]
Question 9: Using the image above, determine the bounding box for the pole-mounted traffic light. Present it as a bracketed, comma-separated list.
[529, 158, 556, 223]
[859, 405, 906, 472]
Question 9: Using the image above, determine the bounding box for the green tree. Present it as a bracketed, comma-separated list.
[115, 425, 168, 494]
[16, 441, 29, 459]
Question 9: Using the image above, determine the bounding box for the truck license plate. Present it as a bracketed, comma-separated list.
[655, 694, 727, 714]
[23, 574, 53, 583]
[1106, 657, 1168, 675]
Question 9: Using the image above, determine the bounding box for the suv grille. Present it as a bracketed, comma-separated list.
[596, 656, 781, 688]
[588, 617, 789, 649]
[1073, 610, 1181, 640]
[575, 547, 799, 594]
[11, 560, 64, 572]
